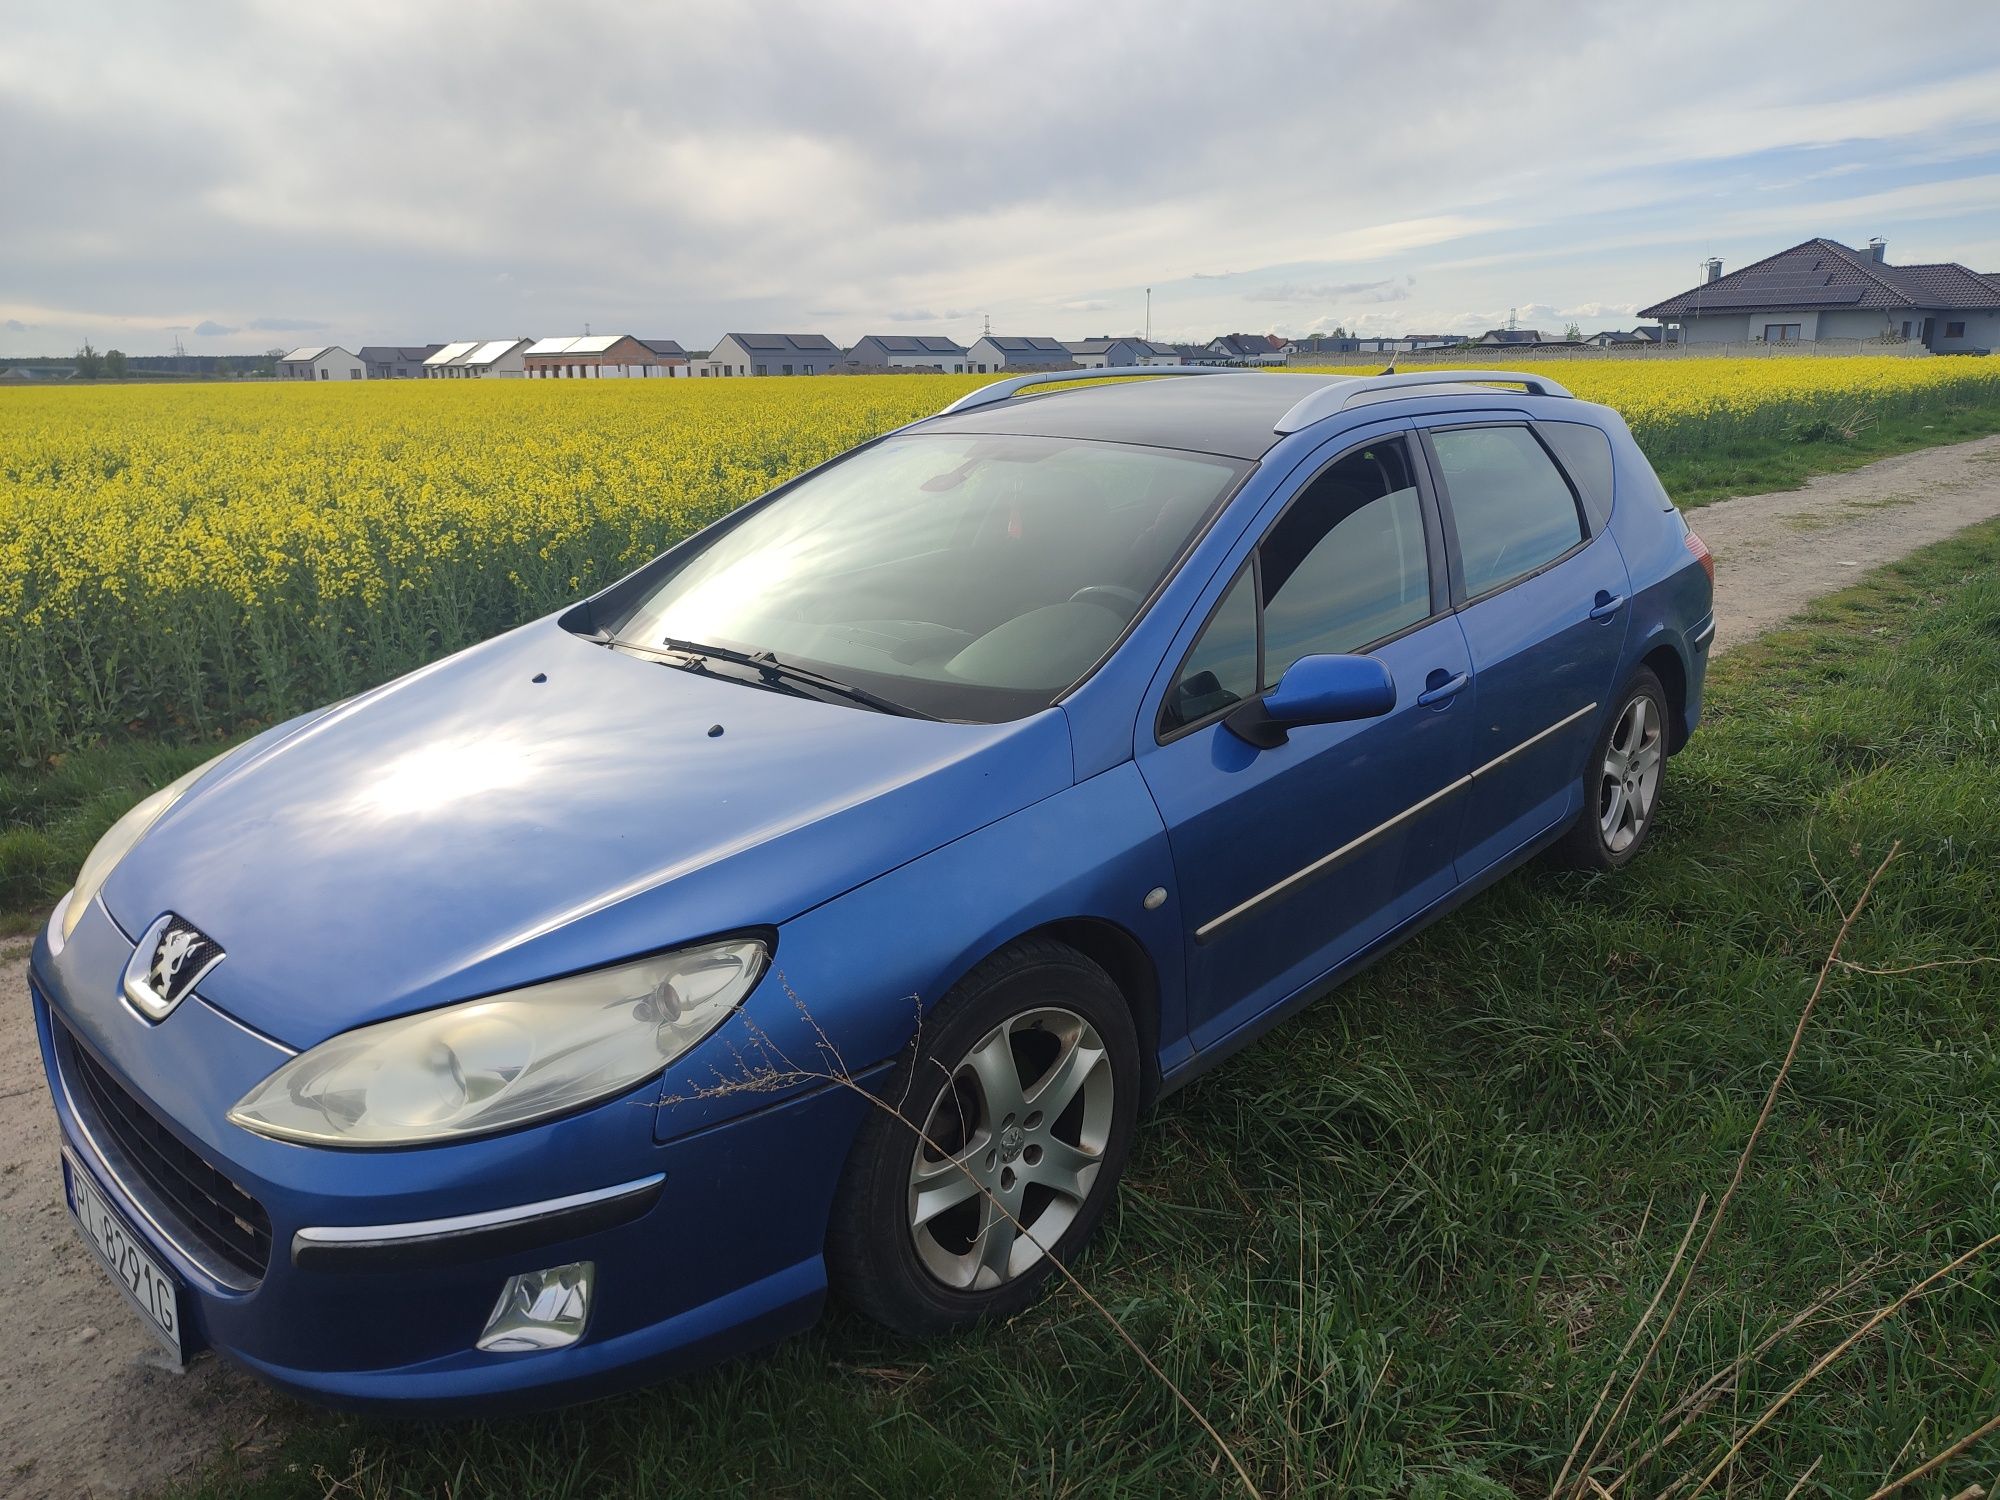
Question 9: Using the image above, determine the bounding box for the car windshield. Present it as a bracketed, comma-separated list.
[604, 432, 1248, 721]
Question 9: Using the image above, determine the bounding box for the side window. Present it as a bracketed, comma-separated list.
[1160, 436, 1435, 733]
[1162, 566, 1257, 732]
[1259, 439, 1431, 686]
[1537, 420, 1614, 529]
[1431, 426, 1585, 599]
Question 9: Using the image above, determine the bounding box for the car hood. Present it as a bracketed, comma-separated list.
[103, 621, 1074, 1048]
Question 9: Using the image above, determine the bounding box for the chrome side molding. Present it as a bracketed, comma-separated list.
[1195, 701, 1598, 944]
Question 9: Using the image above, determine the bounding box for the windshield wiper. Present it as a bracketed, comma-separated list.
[601, 634, 937, 720]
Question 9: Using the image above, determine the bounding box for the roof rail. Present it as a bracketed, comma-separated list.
[935, 363, 1243, 417]
[1272, 369, 1573, 435]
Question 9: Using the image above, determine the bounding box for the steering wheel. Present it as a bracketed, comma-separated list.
[1068, 584, 1144, 620]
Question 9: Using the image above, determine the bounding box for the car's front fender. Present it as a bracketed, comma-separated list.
[651, 761, 1183, 1143]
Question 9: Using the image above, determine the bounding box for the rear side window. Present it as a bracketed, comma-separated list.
[1431, 426, 1585, 599]
[1537, 421, 1614, 529]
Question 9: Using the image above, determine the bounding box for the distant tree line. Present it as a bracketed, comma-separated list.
[0, 346, 277, 380]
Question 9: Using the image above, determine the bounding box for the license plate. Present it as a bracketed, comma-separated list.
[62, 1148, 185, 1365]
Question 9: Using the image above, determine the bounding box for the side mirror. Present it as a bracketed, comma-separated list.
[1225, 654, 1396, 748]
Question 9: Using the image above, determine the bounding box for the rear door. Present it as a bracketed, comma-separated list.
[1416, 418, 1632, 879]
[1136, 427, 1476, 1052]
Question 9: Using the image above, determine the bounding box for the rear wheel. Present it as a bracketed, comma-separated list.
[1553, 668, 1668, 871]
[826, 939, 1140, 1337]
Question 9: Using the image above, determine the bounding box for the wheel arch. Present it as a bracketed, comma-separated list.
[1637, 636, 1690, 753]
[1016, 916, 1164, 1110]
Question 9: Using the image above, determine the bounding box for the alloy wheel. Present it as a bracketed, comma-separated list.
[1599, 694, 1664, 853]
[906, 1006, 1113, 1291]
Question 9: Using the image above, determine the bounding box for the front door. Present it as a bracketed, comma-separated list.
[1417, 420, 1632, 878]
[1137, 432, 1476, 1052]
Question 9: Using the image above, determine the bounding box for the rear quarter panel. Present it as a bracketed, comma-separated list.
[1598, 406, 1714, 746]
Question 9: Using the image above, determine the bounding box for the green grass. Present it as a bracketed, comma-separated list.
[136, 524, 2000, 1498]
[0, 734, 251, 934]
[1652, 391, 2000, 507]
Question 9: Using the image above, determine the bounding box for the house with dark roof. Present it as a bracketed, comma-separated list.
[965, 335, 1073, 372]
[1061, 336, 1182, 368]
[1476, 328, 1543, 347]
[701, 333, 840, 376]
[1206, 333, 1285, 364]
[846, 334, 970, 372]
[358, 345, 444, 379]
[1640, 238, 2000, 351]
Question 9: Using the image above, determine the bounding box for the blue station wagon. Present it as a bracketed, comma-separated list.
[32, 368, 1714, 1410]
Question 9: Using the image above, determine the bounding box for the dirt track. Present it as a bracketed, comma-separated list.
[4, 432, 2000, 1498]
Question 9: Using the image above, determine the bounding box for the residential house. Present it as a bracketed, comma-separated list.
[1476, 328, 1544, 347]
[423, 342, 480, 377]
[1206, 333, 1285, 364]
[1584, 329, 1648, 348]
[523, 335, 688, 378]
[639, 338, 691, 368]
[357, 345, 444, 379]
[700, 334, 841, 376]
[965, 335, 1073, 372]
[1397, 333, 1458, 352]
[1061, 336, 1183, 368]
[1283, 335, 1361, 357]
[846, 335, 970, 372]
[424, 339, 531, 378]
[277, 346, 366, 381]
[1640, 238, 2000, 351]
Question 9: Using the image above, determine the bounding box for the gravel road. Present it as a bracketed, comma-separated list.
[4, 432, 2000, 1498]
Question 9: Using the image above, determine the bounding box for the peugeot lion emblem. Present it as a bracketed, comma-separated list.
[123, 914, 224, 1021]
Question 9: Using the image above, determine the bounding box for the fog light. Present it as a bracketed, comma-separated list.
[477, 1261, 594, 1352]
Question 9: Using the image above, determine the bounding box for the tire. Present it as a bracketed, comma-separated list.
[826, 937, 1141, 1338]
[1552, 667, 1669, 872]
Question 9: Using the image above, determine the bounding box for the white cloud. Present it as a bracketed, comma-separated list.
[2, 1, 1997, 352]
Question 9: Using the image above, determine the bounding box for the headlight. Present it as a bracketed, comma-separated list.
[227, 938, 768, 1147]
[60, 754, 227, 944]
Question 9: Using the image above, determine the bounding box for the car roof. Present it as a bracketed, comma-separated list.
[910, 372, 1557, 461]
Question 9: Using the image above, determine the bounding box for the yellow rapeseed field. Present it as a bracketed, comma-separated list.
[2, 357, 1996, 758]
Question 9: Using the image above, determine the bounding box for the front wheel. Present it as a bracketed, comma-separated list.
[1553, 668, 1668, 871]
[826, 939, 1140, 1337]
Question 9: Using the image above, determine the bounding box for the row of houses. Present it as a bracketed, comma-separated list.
[275, 331, 1293, 381]
[273, 237, 1997, 384]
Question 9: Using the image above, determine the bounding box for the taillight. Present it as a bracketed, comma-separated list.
[1684, 528, 1713, 584]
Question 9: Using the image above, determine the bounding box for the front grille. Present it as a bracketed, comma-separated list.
[55, 1018, 272, 1284]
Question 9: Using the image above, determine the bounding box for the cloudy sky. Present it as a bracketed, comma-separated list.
[6, 0, 2000, 357]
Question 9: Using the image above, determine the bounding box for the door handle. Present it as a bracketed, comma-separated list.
[1416, 670, 1469, 707]
[1588, 592, 1627, 621]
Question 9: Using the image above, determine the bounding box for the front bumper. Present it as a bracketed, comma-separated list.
[29, 898, 873, 1414]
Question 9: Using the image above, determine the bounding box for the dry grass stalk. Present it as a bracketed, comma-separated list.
[1555, 841, 1901, 1499]
[1682, 1229, 2000, 1497]
[1600, 1254, 1888, 1494]
[1863, 1409, 2000, 1498]
[1548, 1193, 1709, 1499]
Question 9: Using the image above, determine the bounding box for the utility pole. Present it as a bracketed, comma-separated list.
[1145, 287, 1151, 342]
